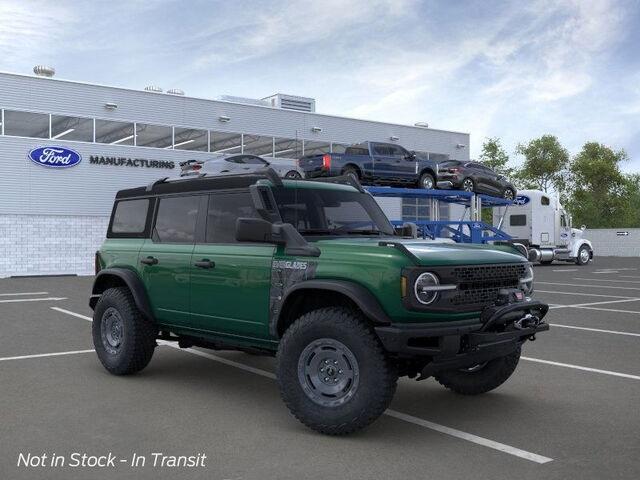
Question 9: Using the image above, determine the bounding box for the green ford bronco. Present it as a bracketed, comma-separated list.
[90, 169, 548, 435]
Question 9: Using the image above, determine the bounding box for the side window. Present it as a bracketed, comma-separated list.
[154, 196, 200, 243]
[373, 144, 390, 156]
[206, 192, 259, 243]
[541, 196, 550, 206]
[560, 215, 567, 227]
[110, 199, 150, 235]
[239, 155, 268, 165]
[388, 145, 407, 157]
[510, 215, 527, 226]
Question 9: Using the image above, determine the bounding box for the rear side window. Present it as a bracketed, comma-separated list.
[510, 215, 527, 226]
[154, 196, 200, 243]
[111, 199, 150, 234]
[206, 192, 259, 243]
[345, 147, 369, 156]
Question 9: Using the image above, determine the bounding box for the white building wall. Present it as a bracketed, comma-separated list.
[0, 215, 108, 277]
[582, 229, 640, 257]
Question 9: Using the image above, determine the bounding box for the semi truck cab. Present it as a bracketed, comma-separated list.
[494, 189, 593, 265]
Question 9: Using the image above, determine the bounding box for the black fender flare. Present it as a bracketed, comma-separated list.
[274, 279, 392, 336]
[89, 268, 155, 321]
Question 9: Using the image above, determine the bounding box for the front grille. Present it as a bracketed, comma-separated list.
[449, 264, 525, 307]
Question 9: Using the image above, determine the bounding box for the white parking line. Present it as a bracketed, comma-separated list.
[51, 307, 92, 321]
[0, 292, 49, 296]
[550, 324, 640, 337]
[570, 305, 640, 315]
[0, 297, 68, 304]
[536, 290, 638, 299]
[537, 282, 640, 291]
[0, 350, 94, 362]
[574, 277, 640, 284]
[549, 298, 640, 310]
[522, 357, 640, 381]
[552, 269, 578, 272]
[164, 343, 553, 464]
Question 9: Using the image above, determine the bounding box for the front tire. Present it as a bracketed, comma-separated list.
[434, 347, 521, 395]
[418, 172, 435, 190]
[92, 287, 157, 375]
[576, 245, 591, 265]
[503, 188, 515, 200]
[276, 308, 397, 435]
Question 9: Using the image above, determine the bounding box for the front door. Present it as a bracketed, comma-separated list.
[190, 190, 275, 340]
[139, 194, 202, 326]
[558, 211, 571, 247]
[371, 143, 413, 183]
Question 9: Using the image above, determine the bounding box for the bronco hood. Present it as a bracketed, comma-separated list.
[314, 237, 526, 266]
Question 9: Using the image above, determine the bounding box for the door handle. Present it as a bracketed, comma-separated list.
[140, 256, 158, 265]
[194, 259, 215, 269]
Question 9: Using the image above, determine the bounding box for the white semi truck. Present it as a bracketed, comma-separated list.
[493, 189, 593, 265]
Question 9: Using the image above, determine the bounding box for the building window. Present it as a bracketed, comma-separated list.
[274, 137, 302, 158]
[51, 115, 94, 142]
[173, 127, 208, 151]
[3, 110, 49, 138]
[243, 135, 274, 156]
[136, 123, 173, 149]
[303, 140, 331, 156]
[211, 131, 242, 154]
[95, 119, 134, 145]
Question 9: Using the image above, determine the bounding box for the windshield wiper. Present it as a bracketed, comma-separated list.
[298, 229, 342, 235]
[335, 229, 386, 235]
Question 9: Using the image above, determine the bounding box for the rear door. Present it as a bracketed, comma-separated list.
[190, 190, 275, 340]
[139, 194, 201, 326]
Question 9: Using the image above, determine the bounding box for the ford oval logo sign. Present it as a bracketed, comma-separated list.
[514, 195, 530, 206]
[28, 146, 82, 168]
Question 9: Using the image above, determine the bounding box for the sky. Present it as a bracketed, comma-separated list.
[1, 0, 639, 170]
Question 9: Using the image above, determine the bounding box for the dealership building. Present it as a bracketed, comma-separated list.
[0, 68, 470, 277]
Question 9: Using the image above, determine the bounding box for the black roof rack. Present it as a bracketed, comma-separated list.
[305, 174, 365, 193]
[145, 177, 169, 192]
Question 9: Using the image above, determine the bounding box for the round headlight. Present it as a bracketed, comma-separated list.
[414, 272, 440, 305]
[521, 263, 534, 295]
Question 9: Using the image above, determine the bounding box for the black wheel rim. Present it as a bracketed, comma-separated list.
[421, 177, 434, 189]
[285, 171, 301, 179]
[462, 179, 474, 192]
[101, 307, 124, 355]
[346, 171, 358, 181]
[297, 338, 360, 407]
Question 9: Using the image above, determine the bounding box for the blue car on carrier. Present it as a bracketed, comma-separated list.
[298, 141, 441, 189]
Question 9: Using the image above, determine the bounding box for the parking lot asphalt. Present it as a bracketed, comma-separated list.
[1, 257, 639, 480]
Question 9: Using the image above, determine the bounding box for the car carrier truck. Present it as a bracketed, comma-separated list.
[494, 189, 594, 265]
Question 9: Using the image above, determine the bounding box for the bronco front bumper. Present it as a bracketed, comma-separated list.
[375, 298, 549, 377]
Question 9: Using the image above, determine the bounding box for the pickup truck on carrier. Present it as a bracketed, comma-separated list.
[298, 141, 441, 189]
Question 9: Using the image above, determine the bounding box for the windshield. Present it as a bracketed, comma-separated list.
[272, 187, 395, 236]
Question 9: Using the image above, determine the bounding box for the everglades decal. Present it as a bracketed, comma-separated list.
[268, 260, 317, 336]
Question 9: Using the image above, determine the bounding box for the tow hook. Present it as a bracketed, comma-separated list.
[514, 313, 540, 330]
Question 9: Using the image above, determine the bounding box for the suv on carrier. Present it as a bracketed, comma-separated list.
[90, 169, 549, 435]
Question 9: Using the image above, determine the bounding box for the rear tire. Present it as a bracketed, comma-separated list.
[503, 188, 515, 200]
[276, 307, 397, 435]
[92, 287, 157, 375]
[434, 347, 521, 395]
[461, 178, 475, 192]
[418, 172, 435, 190]
[285, 170, 302, 179]
[342, 166, 359, 181]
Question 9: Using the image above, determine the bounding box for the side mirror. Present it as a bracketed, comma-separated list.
[236, 218, 320, 257]
[394, 222, 418, 238]
[581, 225, 586, 231]
[405, 151, 416, 160]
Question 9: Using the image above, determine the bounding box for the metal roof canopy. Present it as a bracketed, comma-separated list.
[365, 186, 513, 244]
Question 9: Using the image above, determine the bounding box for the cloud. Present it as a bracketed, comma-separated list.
[0, 0, 76, 66]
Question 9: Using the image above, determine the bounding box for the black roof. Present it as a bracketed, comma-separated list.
[115, 169, 282, 199]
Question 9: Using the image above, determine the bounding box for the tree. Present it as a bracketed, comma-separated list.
[515, 135, 569, 193]
[479, 137, 513, 177]
[566, 142, 632, 228]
